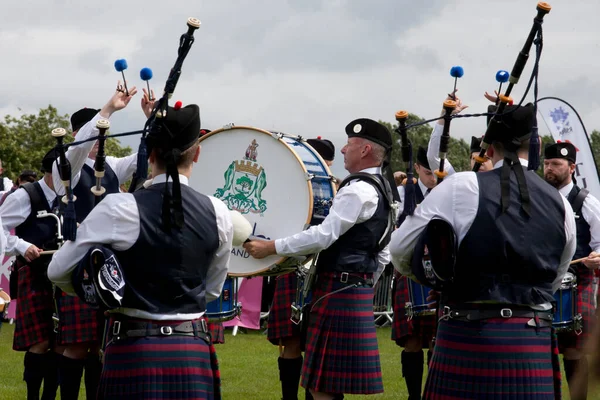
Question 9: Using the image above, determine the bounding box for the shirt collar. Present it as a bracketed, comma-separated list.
[418, 179, 430, 197]
[151, 174, 189, 186]
[558, 181, 574, 198]
[38, 178, 57, 204]
[85, 158, 95, 168]
[359, 167, 382, 175]
[493, 158, 529, 169]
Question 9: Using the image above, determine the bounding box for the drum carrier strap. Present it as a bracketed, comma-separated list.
[338, 172, 395, 252]
[570, 188, 589, 217]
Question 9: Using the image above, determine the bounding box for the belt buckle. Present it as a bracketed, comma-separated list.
[112, 320, 121, 336]
[200, 318, 208, 333]
[500, 308, 512, 318]
[160, 326, 173, 336]
[340, 272, 349, 284]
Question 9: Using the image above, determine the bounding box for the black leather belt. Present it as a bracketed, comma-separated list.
[110, 318, 209, 343]
[442, 306, 553, 326]
[323, 272, 374, 287]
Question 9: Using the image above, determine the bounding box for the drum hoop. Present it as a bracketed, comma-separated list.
[200, 126, 336, 277]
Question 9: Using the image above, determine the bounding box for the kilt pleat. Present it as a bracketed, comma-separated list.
[267, 272, 299, 345]
[391, 275, 437, 347]
[424, 317, 560, 400]
[98, 318, 221, 400]
[13, 264, 55, 350]
[56, 291, 100, 345]
[207, 321, 224, 345]
[300, 275, 383, 395]
[557, 271, 596, 352]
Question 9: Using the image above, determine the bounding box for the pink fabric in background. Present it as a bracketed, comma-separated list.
[223, 277, 263, 330]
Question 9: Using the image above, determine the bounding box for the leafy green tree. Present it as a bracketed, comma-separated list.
[0, 105, 131, 181]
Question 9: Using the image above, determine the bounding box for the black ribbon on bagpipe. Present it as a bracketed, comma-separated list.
[52, 18, 201, 240]
[395, 2, 549, 217]
[394, 111, 415, 227]
[129, 17, 200, 194]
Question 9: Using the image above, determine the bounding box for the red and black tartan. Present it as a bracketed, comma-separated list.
[267, 272, 300, 345]
[391, 275, 437, 347]
[301, 272, 383, 395]
[56, 290, 100, 345]
[98, 317, 221, 399]
[424, 316, 561, 400]
[12, 261, 55, 351]
[558, 266, 597, 353]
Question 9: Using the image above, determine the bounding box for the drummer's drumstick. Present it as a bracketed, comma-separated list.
[570, 254, 600, 265]
[40, 250, 57, 255]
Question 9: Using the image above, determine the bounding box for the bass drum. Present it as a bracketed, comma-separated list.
[190, 126, 336, 276]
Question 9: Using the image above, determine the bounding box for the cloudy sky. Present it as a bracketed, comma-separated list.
[1, 0, 598, 178]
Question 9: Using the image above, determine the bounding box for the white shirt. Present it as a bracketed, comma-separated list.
[47, 174, 234, 321]
[427, 123, 456, 176]
[396, 179, 430, 215]
[559, 181, 600, 254]
[0, 214, 5, 260]
[0, 178, 57, 256]
[52, 112, 137, 196]
[389, 158, 577, 296]
[275, 167, 391, 281]
[0, 177, 13, 198]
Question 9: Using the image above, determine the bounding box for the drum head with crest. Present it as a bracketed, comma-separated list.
[190, 126, 335, 276]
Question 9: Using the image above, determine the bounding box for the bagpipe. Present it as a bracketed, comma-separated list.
[51, 17, 202, 241]
[395, 2, 551, 289]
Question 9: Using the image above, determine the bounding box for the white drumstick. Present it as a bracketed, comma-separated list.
[40, 250, 57, 255]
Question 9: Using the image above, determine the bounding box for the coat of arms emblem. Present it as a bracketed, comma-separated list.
[215, 140, 268, 214]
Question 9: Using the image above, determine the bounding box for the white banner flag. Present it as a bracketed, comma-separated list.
[536, 97, 600, 199]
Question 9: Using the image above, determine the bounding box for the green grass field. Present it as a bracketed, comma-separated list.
[0, 322, 598, 399]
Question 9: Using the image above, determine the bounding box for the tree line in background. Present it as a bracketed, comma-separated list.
[0, 106, 131, 180]
[0, 106, 599, 182]
[380, 113, 600, 178]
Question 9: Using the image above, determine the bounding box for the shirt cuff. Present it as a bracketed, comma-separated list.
[274, 239, 285, 256]
[16, 240, 32, 256]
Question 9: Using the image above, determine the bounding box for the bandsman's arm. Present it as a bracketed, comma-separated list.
[0, 189, 35, 258]
[389, 172, 479, 277]
[581, 194, 600, 269]
[205, 197, 233, 303]
[48, 193, 139, 295]
[555, 195, 577, 290]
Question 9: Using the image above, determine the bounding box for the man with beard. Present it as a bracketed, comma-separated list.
[544, 141, 600, 400]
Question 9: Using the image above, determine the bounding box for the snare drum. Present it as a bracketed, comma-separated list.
[206, 277, 242, 322]
[406, 279, 436, 319]
[191, 126, 336, 277]
[553, 272, 582, 332]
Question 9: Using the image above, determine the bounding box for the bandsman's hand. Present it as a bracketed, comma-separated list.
[101, 80, 138, 118]
[243, 240, 277, 259]
[141, 88, 156, 119]
[438, 89, 468, 125]
[583, 252, 600, 270]
[24, 245, 42, 263]
[427, 289, 440, 309]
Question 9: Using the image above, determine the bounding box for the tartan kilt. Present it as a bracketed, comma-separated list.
[98, 317, 221, 400]
[207, 321, 225, 345]
[391, 275, 437, 347]
[301, 273, 383, 395]
[558, 270, 597, 352]
[13, 262, 55, 351]
[424, 316, 561, 400]
[267, 272, 299, 345]
[56, 290, 100, 345]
